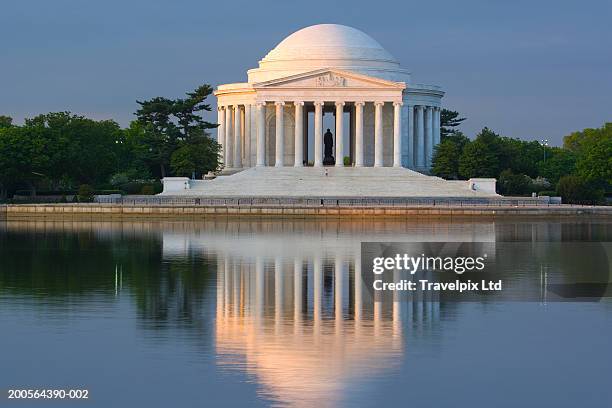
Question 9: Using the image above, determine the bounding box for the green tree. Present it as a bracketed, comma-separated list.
[556, 175, 604, 204]
[497, 169, 532, 195]
[170, 138, 221, 177]
[0, 125, 49, 196]
[440, 109, 466, 138]
[458, 128, 502, 178]
[573, 123, 612, 187]
[537, 148, 576, 185]
[431, 132, 470, 179]
[136, 84, 219, 178]
[0, 115, 12, 128]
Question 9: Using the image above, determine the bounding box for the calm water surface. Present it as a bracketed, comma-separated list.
[1, 218, 611, 407]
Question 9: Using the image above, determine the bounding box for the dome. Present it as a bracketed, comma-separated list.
[263, 24, 396, 64]
[248, 24, 411, 83]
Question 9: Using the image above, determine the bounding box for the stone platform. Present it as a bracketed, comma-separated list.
[161, 167, 498, 198]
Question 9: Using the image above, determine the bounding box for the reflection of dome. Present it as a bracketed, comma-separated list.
[248, 24, 411, 83]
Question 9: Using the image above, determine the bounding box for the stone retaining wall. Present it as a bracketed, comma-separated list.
[2, 203, 610, 218]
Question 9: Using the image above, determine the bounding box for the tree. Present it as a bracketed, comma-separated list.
[0, 125, 50, 196]
[497, 169, 532, 195]
[556, 175, 604, 204]
[0, 115, 12, 128]
[170, 138, 221, 177]
[135, 97, 179, 178]
[458, 128, 502, 178]
[537, 148, 576, 185]
[136, 84, 219, 178]
[440, 109, 466, 138]
[573, 123, 612, 187]
[431, 132, 469, 179]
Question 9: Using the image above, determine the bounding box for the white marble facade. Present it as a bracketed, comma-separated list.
[215, 24, 443, 173]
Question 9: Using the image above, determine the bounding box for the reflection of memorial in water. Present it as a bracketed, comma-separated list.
[193, 220, 495, 407]
[214, 252, 410, 407]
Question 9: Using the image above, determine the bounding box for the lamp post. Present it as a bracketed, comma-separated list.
[540, 139, 548, 163]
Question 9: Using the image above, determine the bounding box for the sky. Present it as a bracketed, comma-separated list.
[1, 0, 610, 146]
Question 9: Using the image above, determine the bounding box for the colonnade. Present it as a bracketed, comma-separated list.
[217, 101, 441, 170]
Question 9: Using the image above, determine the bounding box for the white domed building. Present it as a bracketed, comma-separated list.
[215, 24, 443, 171]
[161, 24, 498, 198]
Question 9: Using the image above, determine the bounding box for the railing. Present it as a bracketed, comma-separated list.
[106, 195, 561, 207]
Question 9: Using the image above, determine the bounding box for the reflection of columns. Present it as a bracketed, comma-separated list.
[335, 102, 344, 167]
[354, 102, 364, 167]
[416, 105, 425, 169]
[294, 258, 302, 322]
[426, 106, 434, 168]
[255, 256, 264, 320]
[232, 262, 239, 317]
[233, 105, 242, 168]
[313, 256, 322, 324]
[217, 257, 225, 320]
[374, 101, 384, 167]
[393, 102, 402, 167]
[256, 103, 265, 167]
[407, 104, 414, 168]
[294, 102, 304, 167]
[224, 256, 230, 318]
[354, 255, 362, 323]
[225, 107, 233, 168]
[275, 102, 284, 167]
[334, 256, 343, 322]
[217, 107, 225, 165]
[393, 268, 402, 338]
[275, 258, 283, 322]
[244, 104, 251, 167]
[314, 102, 323, 167]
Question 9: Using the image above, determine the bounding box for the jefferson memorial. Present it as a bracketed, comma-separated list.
[162, 24, 496, 197]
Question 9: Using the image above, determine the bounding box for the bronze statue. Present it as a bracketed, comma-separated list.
[323, 129, 335, 165]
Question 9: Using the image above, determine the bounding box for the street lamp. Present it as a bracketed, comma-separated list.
[540, 139, 549, 162]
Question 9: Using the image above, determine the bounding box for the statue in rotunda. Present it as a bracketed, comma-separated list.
[323, 128, 335, 165]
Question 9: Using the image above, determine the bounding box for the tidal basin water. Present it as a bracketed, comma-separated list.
[1, 218, 611, 408]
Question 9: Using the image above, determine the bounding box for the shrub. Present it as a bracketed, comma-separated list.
[497, 169, 532, 195]
[556, 175, 604, 204]
[140, 185, 155, 195]
[538, 190, 557, 197]
[343, 156, 351, 166]
[77, 184, 95, 202]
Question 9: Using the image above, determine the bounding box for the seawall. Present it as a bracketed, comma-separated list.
[1, 203, 610, 219]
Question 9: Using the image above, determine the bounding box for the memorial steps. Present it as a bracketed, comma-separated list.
[173, 167, 498, 198]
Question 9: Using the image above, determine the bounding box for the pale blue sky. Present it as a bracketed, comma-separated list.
[1, 0, 610, 145]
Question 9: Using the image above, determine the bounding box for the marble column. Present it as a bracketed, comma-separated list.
[256, 103, 266, 167]
[275, 102, 284, 167]
[225, 106, 233, 168]
[354, 102, 364, 167]
[426, 106, 434, 168]
[335, 101, 344, 167]
[217, 106, 225, 165]
[374, 101, 384, 167]
[233, 105, 242, 168]
[416, 105, 425, 169]
[314, 102, 323, 167]
[244, 104, 251, 167]
[434, 107, 441, 147]
[393, 101, 402, 167]
[407, 105, 414, 169]
[294, 101, 304, 167]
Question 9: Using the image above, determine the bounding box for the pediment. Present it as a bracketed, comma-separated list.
[252, 68, 406, 90]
